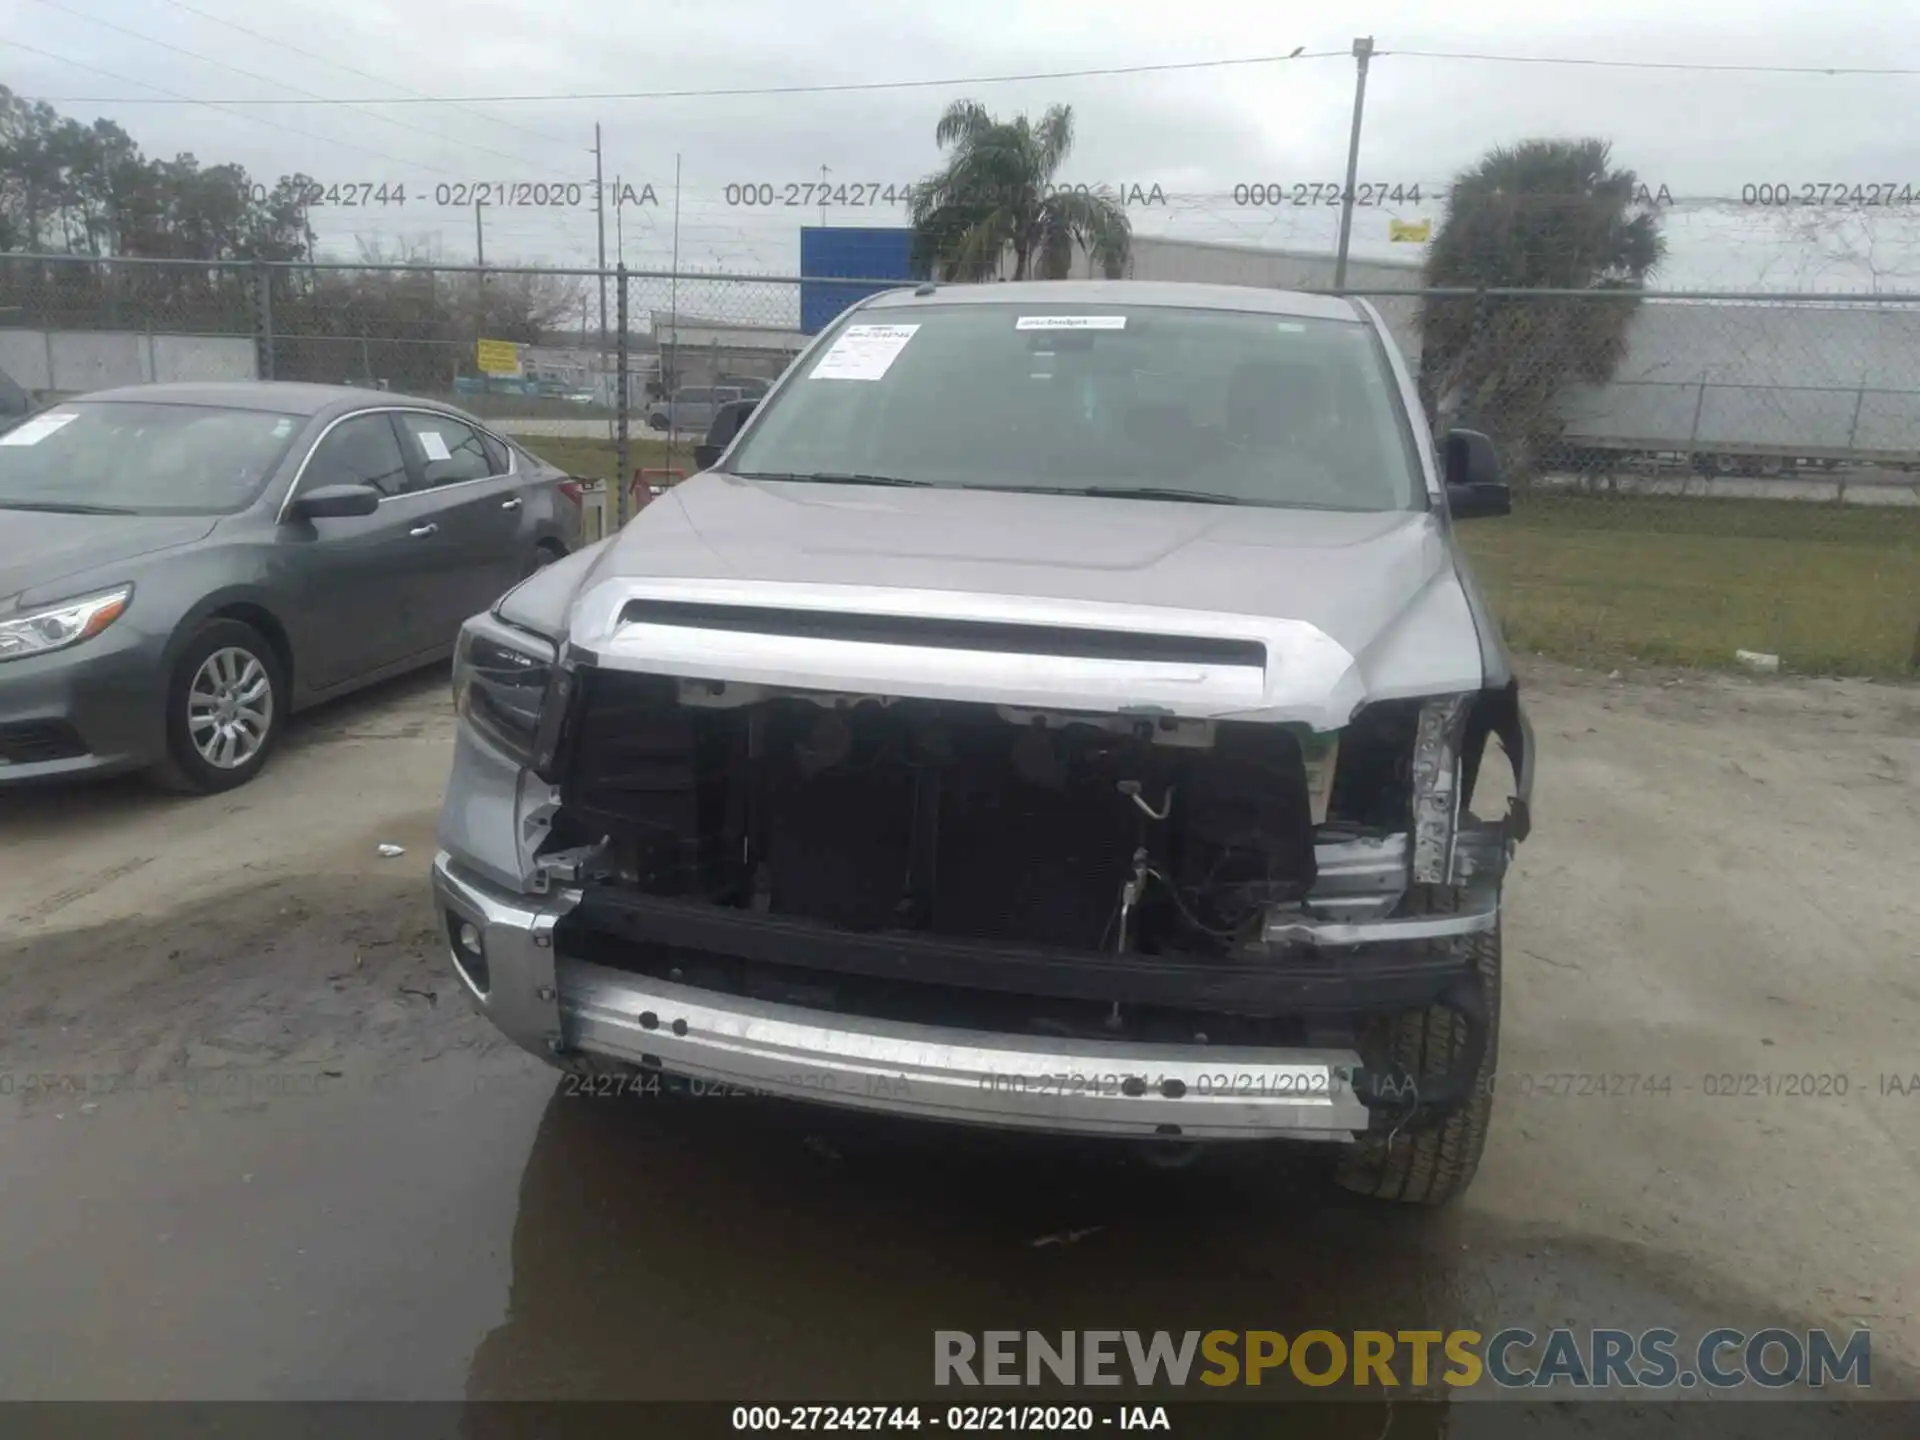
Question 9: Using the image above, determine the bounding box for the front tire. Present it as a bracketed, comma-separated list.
[1334, 887, 1501, 1205]
[151, 619, 286, 794]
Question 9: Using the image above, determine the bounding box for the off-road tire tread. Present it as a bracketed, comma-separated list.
[1333, 885, 1501, 1205]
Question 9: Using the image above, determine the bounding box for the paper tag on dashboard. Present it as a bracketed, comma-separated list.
[1016, 316, 1126, 331]
[809, 324, 920, 381]
[418, 430, 453, 461]
[0, 412, 79, 446]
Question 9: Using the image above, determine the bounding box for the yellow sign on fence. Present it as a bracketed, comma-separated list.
[1388, 218, 1432, 243]
[475, 338, 522, 375]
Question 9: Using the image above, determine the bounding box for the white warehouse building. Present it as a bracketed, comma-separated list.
[993, 234, 1429, 363]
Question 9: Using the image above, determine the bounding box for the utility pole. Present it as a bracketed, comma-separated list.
[594, 122, 610, 444]
[1332, 35, 1374, 291]
[473, 200, 486, 376]
[593, 124, 608, 343]
[615, 263, 630, 530]
[668, 152, 682, 424]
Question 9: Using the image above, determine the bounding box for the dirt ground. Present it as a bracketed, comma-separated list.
[2, 660, 1917, 1420]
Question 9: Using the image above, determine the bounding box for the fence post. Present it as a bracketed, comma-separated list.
[1843, 381, 1867, 454]
[614, 263, 630, 531]
[250, 261, 275, 381]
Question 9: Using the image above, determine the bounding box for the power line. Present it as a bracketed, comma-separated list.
[24, 42, 1920, 110]
[22, 0, 552, 171]
[1383, 48, 1920, 76]
[0, 38, 461, 174]
[149, 0, 575, 148]
[18, 47, 1349, 105]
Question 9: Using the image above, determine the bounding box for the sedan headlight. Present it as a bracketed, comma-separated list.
[453, 616, 556, 765]
[0, 585, 132, 663]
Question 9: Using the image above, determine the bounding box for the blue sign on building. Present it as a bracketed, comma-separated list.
[799, 227, 922, 335]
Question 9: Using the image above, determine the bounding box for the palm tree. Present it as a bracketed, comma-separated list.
[1418, 138, 1666, 481]
[908, 100, 1131, 282]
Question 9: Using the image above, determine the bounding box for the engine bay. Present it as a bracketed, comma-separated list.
[544, 669, 1424, 959]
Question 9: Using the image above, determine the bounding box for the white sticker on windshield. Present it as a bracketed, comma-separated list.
[1016, 315, 1127, 330]
[809, 324, 920, 381]
[1276, 322, 1307, 332]
[0, 411, 79, 446]
[418, 429, 453, 461]
[271, 417, 295, 437]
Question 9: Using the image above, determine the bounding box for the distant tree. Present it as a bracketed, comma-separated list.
[0, 89, 583, 393]
[908, 100, 1131, 281]
[1418, 138, 1666, 481]
[0, 88, 313, 265]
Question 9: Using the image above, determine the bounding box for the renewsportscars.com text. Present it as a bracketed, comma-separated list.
[934, 1328, 1871, 1390]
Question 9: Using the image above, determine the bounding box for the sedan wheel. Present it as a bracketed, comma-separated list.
[188, 646, 274, 769]
[153, 619, 286, 794]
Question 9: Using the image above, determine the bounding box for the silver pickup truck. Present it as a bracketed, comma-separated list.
[431, 280, 1533, 1205]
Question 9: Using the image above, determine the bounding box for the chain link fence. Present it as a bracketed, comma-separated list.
[3, 254, 1916, 673]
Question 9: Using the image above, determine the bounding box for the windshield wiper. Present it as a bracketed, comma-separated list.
[734, 470, 931, 488]
[969, 484, 1251, 506]
[0, 499, 142, 515]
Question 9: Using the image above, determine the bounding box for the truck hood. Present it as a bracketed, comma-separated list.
[0, 510, 217, 611]
[559, 475, 1489, 729]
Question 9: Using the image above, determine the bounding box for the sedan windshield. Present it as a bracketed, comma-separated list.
[0, 401, 305, 516]
[729, 302, 1424, 511]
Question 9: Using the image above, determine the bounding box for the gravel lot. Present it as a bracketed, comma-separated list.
[2, 661, 1916, 1417]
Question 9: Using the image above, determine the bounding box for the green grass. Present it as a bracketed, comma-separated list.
[519, 434, 686, 483]
[1462, 495, 1920, 675]
[519, 441, 1920, 677]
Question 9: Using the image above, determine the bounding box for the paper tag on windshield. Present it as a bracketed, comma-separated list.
[0, 412, 79, 446]
[809, 324, 920, 381]
[418, 430, 453, 461]
[1016, 316, 1126, 331]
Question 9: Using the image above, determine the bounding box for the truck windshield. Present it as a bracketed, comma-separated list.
[728, 302, 1425, 511]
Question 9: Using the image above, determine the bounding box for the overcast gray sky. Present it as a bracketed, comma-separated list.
[6, 0, 1920, 290]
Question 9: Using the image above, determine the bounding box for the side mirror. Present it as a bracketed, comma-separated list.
[694, 398, 759, 471]
[1441, 429, 1510, 519]
[291, 482, 381, 519]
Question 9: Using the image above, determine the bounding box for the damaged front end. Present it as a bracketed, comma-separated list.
[433, 585, 1531, 1145]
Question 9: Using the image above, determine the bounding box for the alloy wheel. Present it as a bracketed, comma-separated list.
[187, 646, 274, 769]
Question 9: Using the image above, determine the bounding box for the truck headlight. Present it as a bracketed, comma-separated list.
[453, 617, 555, 765]
[1411, 694, 1471, 884]
[0, 585, 132, 662]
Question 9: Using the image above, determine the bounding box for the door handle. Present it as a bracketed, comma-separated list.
[500, 497, 523, 510]
[409, 523, 438, 537]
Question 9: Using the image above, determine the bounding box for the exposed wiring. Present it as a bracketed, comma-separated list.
[1143, 864, 1248, 941]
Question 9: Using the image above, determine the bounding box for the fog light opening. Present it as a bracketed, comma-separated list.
[447, 910, 490, 996]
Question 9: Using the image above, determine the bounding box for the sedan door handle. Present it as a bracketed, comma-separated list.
[500, 497, 523, 510]
[409, 523, 438, 537]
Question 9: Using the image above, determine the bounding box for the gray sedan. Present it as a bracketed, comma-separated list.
[0, 381, 580, 792]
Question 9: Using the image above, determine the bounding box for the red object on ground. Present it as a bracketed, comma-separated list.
[631, 468, 687, 507]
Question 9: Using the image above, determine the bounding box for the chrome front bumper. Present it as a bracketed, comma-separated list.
[431, 852, 1372, 1142]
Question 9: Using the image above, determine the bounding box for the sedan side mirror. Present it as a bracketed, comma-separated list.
[291, 482, 381, 519]
[1442, 429, 1510, 519]
[694, 398, 759, 472]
